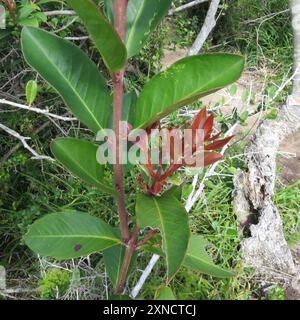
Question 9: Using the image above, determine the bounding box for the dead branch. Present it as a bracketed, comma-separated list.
[44, 2, 210, 18]
[0, 99, 77, 122]
[169, 0, 209, 15]
[232, 1, 300, 297]
[44, 10, 76, 16]
[233, 104, 300, 275]
[188, 0, 220, 55]
[0, 123, 54, 161]
[290, 0, 300, 99]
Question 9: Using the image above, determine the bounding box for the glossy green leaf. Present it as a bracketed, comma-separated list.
[108, 91, 137, 129]
[19, 17, 40, 27]
[122, 91, 137, 126]
[103, 245, 137, 287]
[24, 211, 121, 259]
[155, 286, 176, 300]
[66, 0, 127, 72]
[184, 235, 234, 278]
[164, 186, 182, 200]
[136, 193, 190, 279]
[126, 0, 173, 58]
[103, 0, 114, 24]
[133, 54, 244, 130]
[26, 80, 38, 106]
[21, 27, 111, 133]
[51, 138, 116, 196]
[17, 4, 40, 21]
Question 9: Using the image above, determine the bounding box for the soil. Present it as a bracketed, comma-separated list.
[278, 131, 300, 185]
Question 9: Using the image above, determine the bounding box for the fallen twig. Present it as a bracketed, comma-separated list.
[0, 99, 77, 122]
[0, 123, 54, 161]
[188, 0, 220, 55]
[130, 254, 160, 299]
[168, 0, 209, 15]
[44, 10, 76, 16]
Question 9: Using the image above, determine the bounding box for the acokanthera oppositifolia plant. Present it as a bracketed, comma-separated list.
[21, 0, 244, 298]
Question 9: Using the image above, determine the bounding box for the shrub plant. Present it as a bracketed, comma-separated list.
[21, 0, 244, 298]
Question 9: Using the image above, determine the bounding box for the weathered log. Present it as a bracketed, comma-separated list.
[233, 104, 300, 294]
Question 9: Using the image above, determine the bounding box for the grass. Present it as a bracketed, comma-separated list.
[275, 180, 300, 245]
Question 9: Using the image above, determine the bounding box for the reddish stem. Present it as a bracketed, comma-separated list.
[114, 227, 139, 294]
[136, 230, 158, 249]
[112, 0, 140, 295]
[113, 0, 130, 243]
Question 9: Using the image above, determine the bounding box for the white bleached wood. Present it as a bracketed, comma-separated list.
[188, 0, 220, 55]
[169, 0, 209, 15]
[0, 99, 76, 122]
[0, 123, 54, 161]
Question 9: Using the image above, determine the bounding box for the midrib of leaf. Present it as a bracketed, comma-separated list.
[153, 198, 172, 275]
[137, 57, 242, 128]
[185, 253, 232, 275]
[28, 234, 121, 242]
[27, 31, 104, 130]
[126, 0, 146, 53]
[186, 253, 212, 265]
[152, 197, 188, 277]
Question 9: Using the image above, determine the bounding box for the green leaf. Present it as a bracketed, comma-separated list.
[103, 245, 137, 287]
[136, 193, 190, 279]
[109, 92, 137, 129]
[133, 54, 244, 130]
[122, 91, 137, 126]
[66, 0, 127, 72]
[239, 111, 249, 123]
[24, 211, 121, 259]
[242, 88, 249, 103]
[103, 0, 114, 23]
[19, 17, 40, 27]
[26, 80, 38, 106]
[229, 84, 238, 96]
[51, 138, 116, 196]
[17, 4, 40, 21]
[126, 0, 172, 58]
[155, 286, 176, 300]
[265, 109, 278, 120]
[184, 235, 234, 278]
[21, 27, 111, 133]
[34, 12, 47, 23]
[143, 234, 234, 278]
[164, 186, 182, 200]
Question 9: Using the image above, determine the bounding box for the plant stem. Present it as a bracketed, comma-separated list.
[112, 0, 139, 295]
[114, 226, 139, 295]
[113, 0, 127, 41]
[136, 230, 159, 249]
[113, 0, 130, 243]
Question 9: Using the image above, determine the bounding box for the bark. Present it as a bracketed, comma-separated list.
[188, 0, 220, 56]
[112, 0, 130, 243]
[169, 0, 208, 15]
[234, 105, 300, 276]
[290, 0, 300, 99]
